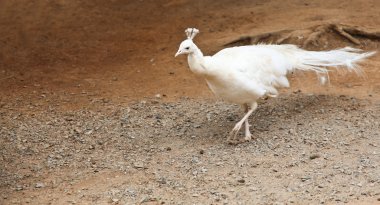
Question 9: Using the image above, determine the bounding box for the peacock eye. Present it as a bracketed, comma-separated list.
[185, 47, 190, 50]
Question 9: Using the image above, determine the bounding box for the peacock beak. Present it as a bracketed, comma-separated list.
[175, 50, 181, 57]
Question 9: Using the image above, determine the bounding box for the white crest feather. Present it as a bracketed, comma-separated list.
[185, 28, 199, 40]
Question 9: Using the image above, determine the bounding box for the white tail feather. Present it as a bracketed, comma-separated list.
[295, 47, 376, 81]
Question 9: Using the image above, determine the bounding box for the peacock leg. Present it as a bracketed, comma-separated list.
[228, 102, 257, 143]
[244, 119, 252, 141]
[242, 104, 252, 141]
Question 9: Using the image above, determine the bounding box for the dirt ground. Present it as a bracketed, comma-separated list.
[0, 0, 380, 204]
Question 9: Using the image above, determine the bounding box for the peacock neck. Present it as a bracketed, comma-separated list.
[187, 48, 207, 75]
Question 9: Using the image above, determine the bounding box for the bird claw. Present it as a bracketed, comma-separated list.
[227, 123, 243, 144]
[227, 131, 237, 142]
[244, 133, 252, 141]
[232, 123, 242, 133]
[230, 124, 241, 138]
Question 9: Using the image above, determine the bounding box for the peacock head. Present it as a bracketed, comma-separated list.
[175, 28, 199, 57]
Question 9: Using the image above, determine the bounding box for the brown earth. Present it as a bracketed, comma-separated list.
[0, 0, 380, 204]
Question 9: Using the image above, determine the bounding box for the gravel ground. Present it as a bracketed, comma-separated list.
[1, 0, 380, 204]
[1, 93, 379, 204]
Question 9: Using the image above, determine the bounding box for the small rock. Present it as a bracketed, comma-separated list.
[192, 157, 200, 163]
[206, 113, 212, 121]
[301, 176, 311, 182]
[310, 154, 321, 160]
[237, 179, 245, 183]
[68, 200, 77, 204]
[111, 198, 119, 203]
[15, 185, 23, 191]
[157, 178, 167, 184]
[199, 149, 204, 154]
[35, 182, 45, 188]
[84, 130, 93, 135]
[133, 162, 144, 169]
[101, 98, 110, 103]
[288, 198, 296, 203]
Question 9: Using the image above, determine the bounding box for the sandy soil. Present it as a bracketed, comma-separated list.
[0, 0, 380, 204]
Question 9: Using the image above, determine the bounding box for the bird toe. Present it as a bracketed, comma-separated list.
[232, 125, 241, 132]
[244, 134, 252, 141]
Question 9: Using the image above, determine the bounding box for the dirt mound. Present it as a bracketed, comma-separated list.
[225, 24, 380, 51]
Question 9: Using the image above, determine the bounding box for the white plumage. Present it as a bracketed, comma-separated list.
[175, 28, 376, 143]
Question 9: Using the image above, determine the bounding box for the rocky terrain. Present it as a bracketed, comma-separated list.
[1, 0, 380, 204]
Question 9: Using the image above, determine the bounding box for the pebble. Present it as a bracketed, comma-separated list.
[35, 182, 45, 188]
[216, 162, 224, 166]
[301, 176, 311, 182]
[309, 154, 321, 160]
[157, 177, 167, 184]
[133, 162, 145, 169]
